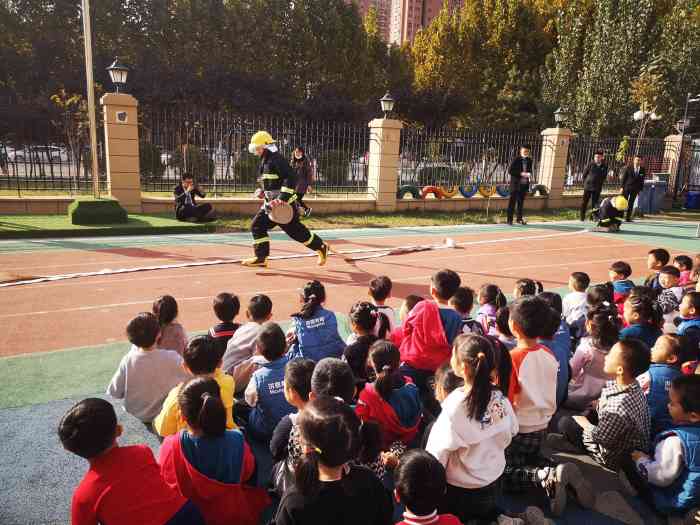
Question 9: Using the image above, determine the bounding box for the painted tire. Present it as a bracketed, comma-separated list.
[529, 184, 549, 196]
[396, 184, 421, 199]
[440, 185, 459, 198]
[458, 184, 478, 198]
[420, 185, 445, 199]
[478, 184, 497, 197]
[495, 185, 510, 197]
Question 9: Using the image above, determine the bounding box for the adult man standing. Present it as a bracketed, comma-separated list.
[506, 144, 533, 225]
[580, 150, 608, 221]
[620, 155, 645, 222]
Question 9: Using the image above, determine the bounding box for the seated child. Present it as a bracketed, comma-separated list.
[391, 294, 424, 347]
[345, 300, 390, 346]
[244, 322, 295, 441]
[159, 378, 269, 525]
[356, 341, 422, 449]
[369, 275, 398, 333]
[645, 248, 671, 295]
[272, 397, 393, 525]
[657, 265, 684, 331]
[625, 375, 700, 517]
[504, 296, 591, 515]
[419, 362, 465, 449]
[107, 312, 189, 423]
[495, 306, 516, 350]
[476, 283, 507, 336]
[430, 269, 464, 345]
[208, 293, 240, 360]
[58, 398, 204, 525]
[674, 255, 694, 288]
[287, 280, 345, 362]
[426, 335, 520, 523]
[638, 334, 685, 435]
[537, 292, 572, 408]
[609, 261, 635, 316]
[343, 301, 383, 390]
[154, 295, 188, 355]
[154, 335, 235, 437]
[621, 292, 663, 349]
[558, 339, 651, 471]
[394, 450, 461, 525]
[449, 286, 485, 335]
[513, 278, 543, 299]
[677, 292, 700, 359]
[566, 304, 620, 410]
[222, 294, 273, 392]
[563, 271, 590, 330]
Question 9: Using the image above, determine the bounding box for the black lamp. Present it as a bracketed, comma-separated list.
[106, 57, 129, 93]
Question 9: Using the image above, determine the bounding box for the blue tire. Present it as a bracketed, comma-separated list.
[459, 184, 478, 198]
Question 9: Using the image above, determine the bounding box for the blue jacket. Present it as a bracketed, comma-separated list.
[652, 425, 700, 514]
[620, 324, 662, 349]
[439, 307, 463, 346]
[647, 364, 682, 435]
[540, 320, 572, 408]
[287, 307, 345, 362]
[249, 356, 294, 439]
[678, 318, 700, 358]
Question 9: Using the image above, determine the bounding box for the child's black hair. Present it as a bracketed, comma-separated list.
[540, 305, 562, 339]
[285, 358, 316, 402]
[395, 449, 447, 516]
[449, 286, 476, 315]
[673, 255, 693, 272]
[486, 335, 512, 396]
[248, 294, 273, 322]
[403, 294, 425, 314]
[178, 377, 226, 437]
[570, 272, 591, 292]
[153, 295, 178, 326]
[369, 340, 401, 402]
[649, 248, 671, 266]
[610, 261, 632, 278]
[349, 301, 390, 340]
[660, 265, 681, 278]
[509, 296, 551, 339]
[479, 283, 507, 309]
[684, 291, 700, 311]
[369, 276, 392, 302]
[311, 358, 356, 402]
[431, 269, 461, 301]
[213, 292, 240, 322]
[181, 172, 193, 181]
[452, 335, 496, 420]
[538, 291, 563, 315]
[126, 312, 161, 348]
[617, 339, 651, 377]
[671, 375, 700, 414]
[256, 322, 287, 361]
[514, 278, 544, 298]
[58, 398, 117, 459]
[629, 285, 656, 301]
[587, 304, 620, 350]
[587, 283, 614, 308]
[183, 335, 220, 374]
[293, 280, 326, 320]
[495, 306, 513, 337]
[295, 396, 360, 499]
[434, 362, 464, 397]
[626, 293, 664, 328]
[343, 335, 378, 387]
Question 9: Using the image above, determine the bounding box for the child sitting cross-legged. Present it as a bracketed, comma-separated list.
[537, 292, 572, 409]
[343, 301, 389, 387]
[368, 275, 398, 333]
[646, 248, 671, 295]
[609, 261, 635, 317]
[563, 271, 590, 334]
[677, 292, 700, 358]
[495, 306, 517, 350]
[621, 291, 664, 349]
[208, 293, 241, 361]
[154, 295, 189, 356]
[476, 284, 508, 336]
[513, 278, 544, 299]
[621, 375, 700, 520]
[154, 335, 236, 437]
[658, 265, 685, 331]
[59, 398, 205, 525]
[391, 294, 424, 347]
[449, 286, 485, 336]
[158, 377, 270, 525]
[673, 255, 694, 288]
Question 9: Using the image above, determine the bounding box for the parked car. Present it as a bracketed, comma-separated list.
[8, 145, 69, 163]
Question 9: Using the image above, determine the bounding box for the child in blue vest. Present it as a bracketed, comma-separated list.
[678, 292, 700, 359]
[244, 322, 295, 441]
[287, 280, 345, 362]
[609, 261, 635, 317]
[538, 292, 572, 408]
[638, 334, 686, 435]
[623, 375, 700, 519]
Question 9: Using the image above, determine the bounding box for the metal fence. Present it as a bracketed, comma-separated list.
[564, 136, 676, 194]
[140, 109, 371, 196]
[677, 139, 700, 194]
[397, 128, 543, 189]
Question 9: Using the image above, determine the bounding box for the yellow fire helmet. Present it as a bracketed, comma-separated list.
[248, 131, 275, 154]
[613, 195, 628, 211]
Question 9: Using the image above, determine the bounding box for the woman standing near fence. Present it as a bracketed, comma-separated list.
[291, 146, 313, 217]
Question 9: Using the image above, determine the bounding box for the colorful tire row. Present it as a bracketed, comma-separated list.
[396, 184, 548, 199]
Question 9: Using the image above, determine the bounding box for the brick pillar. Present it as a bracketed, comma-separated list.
[663, 134, 684, 197]
[100, 93, 141, 212]
[367, 118, 402, 213]
[538, 127, 573, 208]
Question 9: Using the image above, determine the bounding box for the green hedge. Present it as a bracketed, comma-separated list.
[68, 199, 128, 225]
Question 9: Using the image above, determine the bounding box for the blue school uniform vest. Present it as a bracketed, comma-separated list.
[287, 307, 345, 362]
[678, 319, 700, 358]
[652, 425, 700, 513]
[438, 308, 463, 346]
[249, 356, 294, 438]
[647, 364, 682, 435]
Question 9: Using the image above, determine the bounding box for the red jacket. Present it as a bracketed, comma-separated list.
[159, 433, 270, 525]
[399, 300, 451, 372]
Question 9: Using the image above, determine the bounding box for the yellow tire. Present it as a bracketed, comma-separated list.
[478, 184, 496, 197]
[440, 185, 459, 198]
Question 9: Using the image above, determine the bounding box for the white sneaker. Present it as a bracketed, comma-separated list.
[540, 465, 569, 517]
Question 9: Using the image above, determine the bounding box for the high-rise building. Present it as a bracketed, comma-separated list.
[346, 0, 392, 42]
[389, 0, 462, 45]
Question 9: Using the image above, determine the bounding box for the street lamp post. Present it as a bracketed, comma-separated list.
[106, 58, 129, 94]
[380, 92, 395, 119]
[81, 0, 100, 198]
[554, 107, 567, 128]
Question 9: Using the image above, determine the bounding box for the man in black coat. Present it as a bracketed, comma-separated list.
[173, 173, 216, 222]
[580, 150, 608, 221]
[506, 144, 533, 225]
[620, 155, 645, 222]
